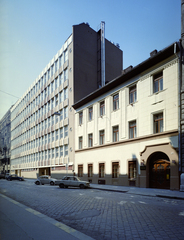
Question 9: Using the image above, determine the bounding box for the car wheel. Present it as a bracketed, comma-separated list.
[64, 185, 68, 188]
[35, 181, 40, 185]
[59, 183, 64, 188]
[80, 184, 85, 189]
[7, 178, 11, 181]
[50, 181, 54, 186]
[19, 178, 23, 181]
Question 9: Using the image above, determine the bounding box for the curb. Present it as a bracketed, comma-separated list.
[90, 187, 184, 200]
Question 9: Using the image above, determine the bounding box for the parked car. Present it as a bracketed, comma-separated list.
[59, 176, 90, 189]
[5, 173, 10, 179]
[7, 174, 24, 181]
[35, 175, 57, 185]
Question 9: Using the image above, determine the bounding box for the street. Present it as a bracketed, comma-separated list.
[0, 179, 184, 240]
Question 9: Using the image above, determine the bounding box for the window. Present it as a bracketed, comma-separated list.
[51, 65, 54, 77]
[60, 128, 63, 138]
[89, 107, 93, 121]
[78, 165, 83, 177]
[48, 150, 50, 159]
[79, 111, 83, 125]
[55, 60, 58, 73]
[59, 91, 63, 103]
[60, 109, 63, 121]
[64, 87, 68, 100]
[129, 85, 137, 104]
[100, 100, 105, 116]
[113, 126, 119, 142]
[55, 95, 58, 106]
[64, 126, 68, 137]
[128, 161, 137, 179]
[88, 164, 93, 177]
[112, 162, 119, 178]
[52, 132, 54, 142]
[113, 93, 119, 111]
[55, 130, 59, 140]
[60, 146, 63, 157]
[48, 117, 51, 127]
[154, 113, 163, 133]
[88, 133, 93, 147]
[55, 78, 58, 90]
[64, 49, 68, 62]
[99, 163, 105, 178]
[52, 148, 54, 158]
[79, 136, 83, 149]
[55, 147, 59, 158]
[153, 72, 163, 93]
[59, 73, 63, 85]
[99, 130, 105, 145]
[129, 121, 136, 139]
[64, 145, 68, 156]
[48, 133, 50, 143]
[64, 107, 68, 119]
[64, 69, 68, 82]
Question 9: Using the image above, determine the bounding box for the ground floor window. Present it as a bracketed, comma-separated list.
[78, 165, 83, 177]
[99, 163, 105, 178]
[128, 161, 137, 179]
[112, 162, 119, 178]
[88, 164, 93, 177]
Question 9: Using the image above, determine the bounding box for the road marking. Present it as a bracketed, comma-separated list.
[95, 197, 103, 199]
[118, 201, 127, 205]
[179, 212, 184, 216]
[26, 208, 41, 215]
[55, 222, 76, 233]
[139, 201, 147, 204]
[131, 201, 135, 204]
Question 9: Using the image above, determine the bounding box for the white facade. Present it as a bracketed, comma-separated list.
[74, 51, 180, 190]
[11, 35, 73, 178]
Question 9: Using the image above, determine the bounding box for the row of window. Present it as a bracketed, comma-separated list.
[11, 126, 68, 156]
[79, 72, 163, 124]
[78, 113, 163, 149]
[12, 49, 69, 123]
[78, 161, 136, 179]
[11, 145, 69, 165]
[11, 106, 68, 147]
[12, 83, 68, 136]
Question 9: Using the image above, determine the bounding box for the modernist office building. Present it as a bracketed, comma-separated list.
[10, 22, 123, 178]
[73, 42, 180, 190]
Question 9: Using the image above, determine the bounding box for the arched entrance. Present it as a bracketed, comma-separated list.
[149, 152, 170, 189]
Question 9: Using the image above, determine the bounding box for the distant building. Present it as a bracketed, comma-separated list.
[73, 42, 180, 190]
[10, 23, 123, 178]
[0, 107, 12, 174]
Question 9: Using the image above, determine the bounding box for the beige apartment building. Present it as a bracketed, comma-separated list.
[73, 42, 180, 190]
[10, 22, 123, 178]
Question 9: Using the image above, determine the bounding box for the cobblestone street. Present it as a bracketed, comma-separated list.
[0, 179, 184, 240]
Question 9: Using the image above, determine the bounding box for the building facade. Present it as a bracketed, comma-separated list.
[10, 23, 123, 178]
[0, 107, 12, 174]
[73, 42, 180, 190]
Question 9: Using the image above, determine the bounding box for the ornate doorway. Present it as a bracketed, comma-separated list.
[149, 152, 170, 189]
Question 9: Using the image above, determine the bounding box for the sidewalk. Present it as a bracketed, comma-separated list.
[0, 193, 94, 240]
[90, 183, 184, 200]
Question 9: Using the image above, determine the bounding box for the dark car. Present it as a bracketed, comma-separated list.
[7, 174, 24, 181]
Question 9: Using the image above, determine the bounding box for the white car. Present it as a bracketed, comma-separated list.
[59, 176, 90, 189]
[35, 175, 57, 185]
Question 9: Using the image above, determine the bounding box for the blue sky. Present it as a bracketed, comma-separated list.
[0, 0, 181, 119]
